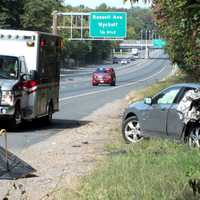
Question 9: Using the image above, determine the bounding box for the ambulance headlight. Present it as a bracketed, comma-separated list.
[1, 91, 14, 106]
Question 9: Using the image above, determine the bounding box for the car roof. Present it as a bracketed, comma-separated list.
[96, 67, 104, 70]
[105, 67, 113, 70]
[96, 66, 113, 70]
[168, 83, 200, 89]
[95, 67, 106, 72]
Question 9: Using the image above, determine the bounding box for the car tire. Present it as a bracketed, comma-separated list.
[10, 103, 22, 130]
[185, 124, 200, 148]
[111, 80, 116, 86]
[92, 83, 98, 86]
[122, 116, 143, 143]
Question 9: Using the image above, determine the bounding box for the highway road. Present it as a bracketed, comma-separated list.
[2, 50, 173, 152]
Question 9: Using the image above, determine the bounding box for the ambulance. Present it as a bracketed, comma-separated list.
[0, 30, 62, 128]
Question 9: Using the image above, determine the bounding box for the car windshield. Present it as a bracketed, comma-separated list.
[96, 68, 106, 73]
[0, 56, 19, 79]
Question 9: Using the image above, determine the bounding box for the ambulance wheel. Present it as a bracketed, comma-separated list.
[44, 103, 53, 124]
[10, 103, 22, 130]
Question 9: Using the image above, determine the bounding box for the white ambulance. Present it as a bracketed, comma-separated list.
[0, 30, 62, 128]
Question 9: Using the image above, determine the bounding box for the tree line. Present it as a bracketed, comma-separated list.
[125, 0, 200, 79]
[153, 0, 200, 79]
[0, 0, 154, 67]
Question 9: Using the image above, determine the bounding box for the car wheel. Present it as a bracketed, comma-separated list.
[10, 103, 22, 130]
[111, 80, 116, 86]
[122, 116, 143, 143]
[186, 125, 200, 148]
[92, 83, 98, 86]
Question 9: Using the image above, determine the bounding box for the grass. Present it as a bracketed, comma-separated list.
[61, 137, 200, 200]
[60, 71, 200, 200]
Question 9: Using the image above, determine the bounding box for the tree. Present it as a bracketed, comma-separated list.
[152, 0, 200, 78]
[0, 0, 24, 29]
[70, 41, 90, 65]
[127, 8, 155, 39]
[123, 0, 151, 7]
[0, 0, 63, 31]
[125, 0, 200, 78]
[21, 0, 63, 32]
[127, 26, 136, 39]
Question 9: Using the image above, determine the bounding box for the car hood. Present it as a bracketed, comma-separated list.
[0, 79, 18, 90]
[128, 100, 149, 110]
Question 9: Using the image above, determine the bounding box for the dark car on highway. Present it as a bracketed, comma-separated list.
[122, 83, 200, 146]
[112, 57, 120, 64]
[92, 67, 116, 86]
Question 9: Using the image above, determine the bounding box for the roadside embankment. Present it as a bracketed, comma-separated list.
[0, 98, 126, 200]
[0, 69, 198, 200]
[61, 70, 200, 200]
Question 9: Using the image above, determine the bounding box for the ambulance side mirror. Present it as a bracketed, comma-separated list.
[30, 70, 39, 80]
[20, 74, 29, 81]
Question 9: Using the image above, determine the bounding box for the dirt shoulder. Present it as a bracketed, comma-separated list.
[0, 99, 127, 200]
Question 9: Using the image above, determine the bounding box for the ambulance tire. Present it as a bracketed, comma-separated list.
[43, 103, 53, 124]
[10, 103, 22, 130]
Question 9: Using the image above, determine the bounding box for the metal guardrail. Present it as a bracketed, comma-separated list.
[0, 129, 9, 171]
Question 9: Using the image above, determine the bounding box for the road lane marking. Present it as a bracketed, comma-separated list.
[59, 64, 171, 102]
[59, 58, 159, 87]
[60, 50, 164, 77]
[60, 59, 147, 77]
[60, 49, 165, 80]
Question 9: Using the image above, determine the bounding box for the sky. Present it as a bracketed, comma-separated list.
[64, 0, 151, 9]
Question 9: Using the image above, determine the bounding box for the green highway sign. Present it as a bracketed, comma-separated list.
[153, 39, 167, 48]
[89, 12, 127, 38]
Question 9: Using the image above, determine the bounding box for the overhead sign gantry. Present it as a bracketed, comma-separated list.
[52, 11, 127, 40]
[89, 12, 127, 38]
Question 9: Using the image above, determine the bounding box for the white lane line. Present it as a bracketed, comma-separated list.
[59, 64, 170, 102]
[59, 58, 166, 87]
[60, 59, 147, 77]
[59, 59, 152, 86]
[117, 58, 157, 76]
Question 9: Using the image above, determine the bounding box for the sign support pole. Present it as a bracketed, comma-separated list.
[52, 11, 58, 35]
[145, 30, 149, 59]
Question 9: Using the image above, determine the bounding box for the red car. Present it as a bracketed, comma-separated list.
[92, 67, 116, 86]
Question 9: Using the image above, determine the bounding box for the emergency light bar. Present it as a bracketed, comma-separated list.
[0, 34, 35, 41]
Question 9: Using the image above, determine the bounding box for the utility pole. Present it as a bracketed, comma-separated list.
[145, 29, 149, 59]
[140, 29, 143, 52]
[52, 11, 58, 35]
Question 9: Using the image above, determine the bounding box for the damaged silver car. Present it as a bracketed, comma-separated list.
[122, 83, 200, 147]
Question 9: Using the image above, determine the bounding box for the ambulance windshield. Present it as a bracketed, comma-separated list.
[0, 56, 19, 79]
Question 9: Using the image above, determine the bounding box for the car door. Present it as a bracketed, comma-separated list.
[166, 87, 196, 138]
[141, 87, 181, 135]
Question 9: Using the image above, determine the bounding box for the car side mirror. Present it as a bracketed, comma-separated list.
[144, 97, 152, 105]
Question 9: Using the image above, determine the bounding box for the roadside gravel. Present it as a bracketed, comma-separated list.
[0, 99, 127, 200]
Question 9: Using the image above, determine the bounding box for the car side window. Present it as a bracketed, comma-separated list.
[153, 88, 180, 105]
